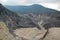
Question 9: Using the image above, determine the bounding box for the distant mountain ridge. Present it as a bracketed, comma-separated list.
[5, 4, 60, 14]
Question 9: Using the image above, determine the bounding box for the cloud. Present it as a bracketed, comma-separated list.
[36, 0, 60, 3]
[4, 0, 33, 5]
[0, 0, 7, 4]
[40, 3, 60, 11]
[1, 0, 60, 5]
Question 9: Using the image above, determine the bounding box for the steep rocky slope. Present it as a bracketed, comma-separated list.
[0, 22, 14, 40]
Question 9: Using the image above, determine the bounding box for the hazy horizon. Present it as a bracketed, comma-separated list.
[0, 0, 60, 11]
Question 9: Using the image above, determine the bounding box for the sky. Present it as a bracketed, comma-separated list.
[0, 0, 60, 11]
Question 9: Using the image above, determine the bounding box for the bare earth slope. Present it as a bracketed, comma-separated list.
[0, 22, 14, 40]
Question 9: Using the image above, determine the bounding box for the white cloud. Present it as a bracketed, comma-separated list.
[40, 3, 60, 11]
[4, 0, 31, 5]
[0, 0, 8, 4]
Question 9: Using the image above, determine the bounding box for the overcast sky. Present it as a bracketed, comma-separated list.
[0, 0, 60, 11]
